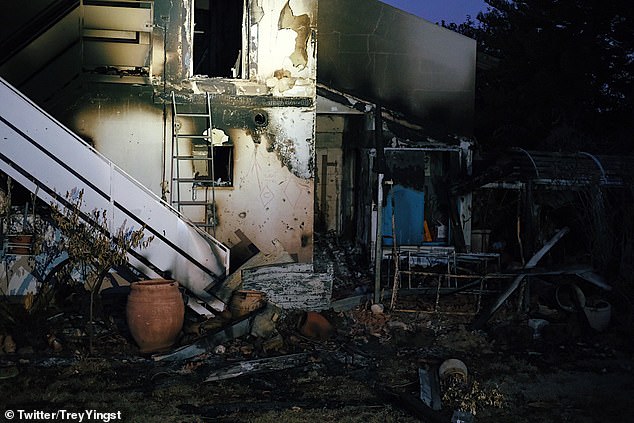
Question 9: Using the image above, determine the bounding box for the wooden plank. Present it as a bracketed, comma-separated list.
[153, 314, 256, 362]
[205, 353, 309, 382]
[209, 239, 295, 304]
[242, 263, 333, 311]
[418, 368, 442, 411]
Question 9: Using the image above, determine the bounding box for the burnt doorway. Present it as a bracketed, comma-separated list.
[194, 0, 243, 77]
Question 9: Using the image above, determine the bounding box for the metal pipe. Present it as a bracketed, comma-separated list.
[374, 173, 384, 304]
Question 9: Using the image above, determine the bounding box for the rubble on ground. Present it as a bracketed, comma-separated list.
[1, 233, 633, 422]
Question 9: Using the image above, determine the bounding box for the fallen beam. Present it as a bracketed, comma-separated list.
[152, 314, 256, 362]
[208, 239, 294, 304]
[471, 227, 570, 330]
[204, 353, 310, 382]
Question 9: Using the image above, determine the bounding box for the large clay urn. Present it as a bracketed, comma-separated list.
[126, 279, 184, 353]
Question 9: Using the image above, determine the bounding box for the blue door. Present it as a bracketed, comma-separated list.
[382, 185, 425, 246]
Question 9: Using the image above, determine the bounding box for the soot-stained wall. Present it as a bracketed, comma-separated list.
[317, 0, 476, 136]
[58, 0, 318, 263]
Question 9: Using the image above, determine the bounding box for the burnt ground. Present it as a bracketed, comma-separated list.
[1, 235, 634, 422]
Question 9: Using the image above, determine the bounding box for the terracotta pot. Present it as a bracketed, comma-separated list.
[126, 279, 184, 353]
[298, 311, 333, 341]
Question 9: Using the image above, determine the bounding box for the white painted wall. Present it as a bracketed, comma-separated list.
[252, 0, 317, 94]
[70, 91, 164, 196]
[212, 126, 314, 262]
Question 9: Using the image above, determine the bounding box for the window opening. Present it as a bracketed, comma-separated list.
[192, 128, 233, 187]
[193, 0, 244, 77]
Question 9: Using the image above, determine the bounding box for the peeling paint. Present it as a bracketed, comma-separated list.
[251, 1, 265, 24]
[278, 1, 311, 69]
[264, 108, 314, 179]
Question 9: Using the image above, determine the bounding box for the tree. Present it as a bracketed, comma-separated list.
[50, 188, 153, 353]
[456, 0, 633, 153]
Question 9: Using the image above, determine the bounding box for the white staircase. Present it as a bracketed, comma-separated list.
[0, 77, 230, 308]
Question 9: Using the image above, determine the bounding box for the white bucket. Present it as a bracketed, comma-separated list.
[583, 300, 611, 332]
[439, 358, 468, 381]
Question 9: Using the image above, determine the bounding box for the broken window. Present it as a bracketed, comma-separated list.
[193, 0, 244, 78]
[192, 129, 233, 187]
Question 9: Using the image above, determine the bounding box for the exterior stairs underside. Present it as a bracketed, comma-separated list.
[0, 77, 230, 310]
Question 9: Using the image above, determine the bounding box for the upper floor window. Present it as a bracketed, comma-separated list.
[193, 0, 244, 78]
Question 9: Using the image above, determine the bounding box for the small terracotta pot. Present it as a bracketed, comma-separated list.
[298, 311, 333, 341]
[126, 279, 184, 353]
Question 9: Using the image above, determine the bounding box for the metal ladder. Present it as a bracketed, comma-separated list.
[170, 92, 218, 235]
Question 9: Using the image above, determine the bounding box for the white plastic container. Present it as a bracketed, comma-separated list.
[584, 300, 611, 332]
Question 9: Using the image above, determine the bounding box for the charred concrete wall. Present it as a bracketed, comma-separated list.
[153, 0, 195, 82]
[63, 84, 164, 195]
[50, 0, 318, 263]
[318, 0, 476, 136]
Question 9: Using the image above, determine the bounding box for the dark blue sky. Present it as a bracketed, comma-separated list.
[380, 0, 487, 24]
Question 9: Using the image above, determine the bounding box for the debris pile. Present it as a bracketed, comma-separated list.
[1, 226, 632, 422]
[347, 307, 391, 340]
[0, 333, 16, 354]
[313, 232, 372, 298]
[440, 370, 505, 417]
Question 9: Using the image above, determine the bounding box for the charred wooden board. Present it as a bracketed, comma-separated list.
[242, 263, 333, 311]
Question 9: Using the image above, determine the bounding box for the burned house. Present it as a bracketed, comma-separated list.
[0, 0, 318, 307]
[3, 2, 634, 422]
[0, 0, 484, 309]
[3, 0, 620, 322]
[315, 0, 480, 305]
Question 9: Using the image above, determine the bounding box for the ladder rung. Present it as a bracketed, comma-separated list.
[174, 201, 215, 206]
[172, 178, 211, 182]
[171, 178, 229, 185]
[192, 223, 218, 228]
[175, 134, 211, 139]
[171, 92, 218, 211]
[175, 113, 211, 118]
[173, 156, 215, 161]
